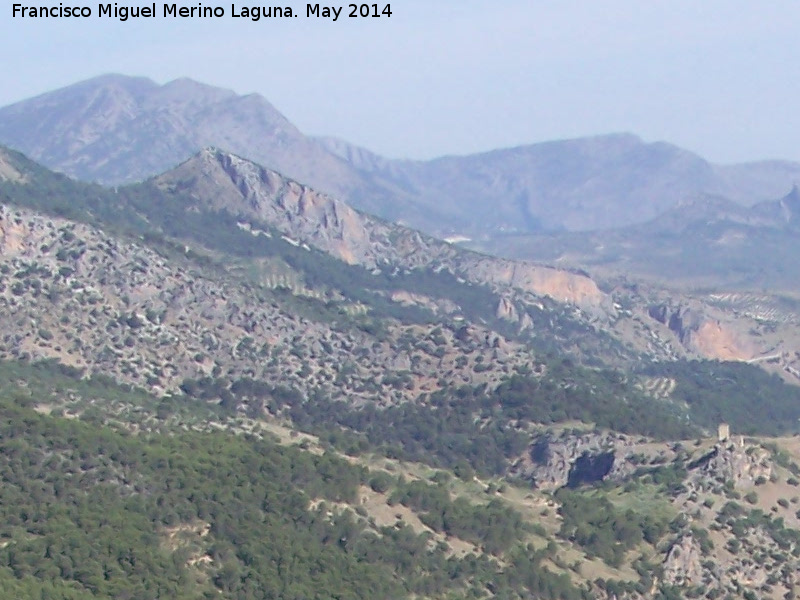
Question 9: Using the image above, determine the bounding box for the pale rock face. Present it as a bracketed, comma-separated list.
[155, 149, 610, 309]
[0, 153, 26, 183]
[496, 297, 518, 322]
[389, 291, 459, 315]
[692, 321, 752, 361]
[467, 259, 606, 306]
[512, 432, 637, 490]
[0, 212, 29, 255]
[702, 442, 772, 489]
[663, 535, 704, 587]
[648, 302, 753, 361]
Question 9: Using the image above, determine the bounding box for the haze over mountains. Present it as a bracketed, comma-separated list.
[8, 75, 800, 599]
[475, 185, 800, 291]
[4, 74, 800, 374]
[3, 74, 800, 238]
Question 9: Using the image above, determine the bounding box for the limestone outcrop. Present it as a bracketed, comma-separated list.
[663, 534, 704, 587]
[512, 432, 638, 490]
[697, 441, 772, 489]
[155, 149, 609, 309]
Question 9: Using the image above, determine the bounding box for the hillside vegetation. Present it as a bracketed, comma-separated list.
[2, 146, 800, 598]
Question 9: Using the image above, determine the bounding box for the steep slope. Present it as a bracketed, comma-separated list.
[0, 150, 27, 183]
[751, 184, 800, 225]
[7, 146, 757, 463]
[152, 149, 800, 382]
[7, 142, 800, 379]
[5, 360, 800, 600]
[0, 143, 633, 373]
[0, 146, 670, 418]
[0, 200, 556, 404]
[327, 134, 715, 231]
[4, 147, 800, 599]
[153, 148, 607, 307]
[465, 184, 800, 382]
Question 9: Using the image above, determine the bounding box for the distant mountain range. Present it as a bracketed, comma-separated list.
[3, 74, 800, 238]
[471, 185, 800, 291]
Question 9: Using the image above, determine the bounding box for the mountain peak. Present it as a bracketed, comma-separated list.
[156, 77, 238, 105]
[0, 75, 361, 192]
[6, 76, 800, 237]
[21, 74, 161, 107]
[196, 146, 230, 161]
[155, 148, 606, 306]
[160, 147, 316, 210]
[184, 146, 282, 186]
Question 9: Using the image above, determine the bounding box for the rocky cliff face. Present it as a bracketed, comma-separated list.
[663, 534, 704, 587]
[691, 441, 773, 489]
[155, 149, 608, 308]
[648, 302, 753, 361]
[511, 431, 645, 490]
[465, 259, 605, 307]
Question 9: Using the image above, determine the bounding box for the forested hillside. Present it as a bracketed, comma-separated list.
[0, 367, 593, 600]
[2, 146, 800, 598]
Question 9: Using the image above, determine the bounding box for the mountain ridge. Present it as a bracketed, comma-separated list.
[5, 74, 800, 237]
[7, 142, 800, 384]
[0, 74, 363, 196]
[154, 147, 608, 307]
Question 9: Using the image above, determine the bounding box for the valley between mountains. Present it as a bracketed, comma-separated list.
[3, 76, 800, 599]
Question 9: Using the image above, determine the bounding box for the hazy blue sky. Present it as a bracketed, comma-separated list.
[2, 1, 799, 162]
